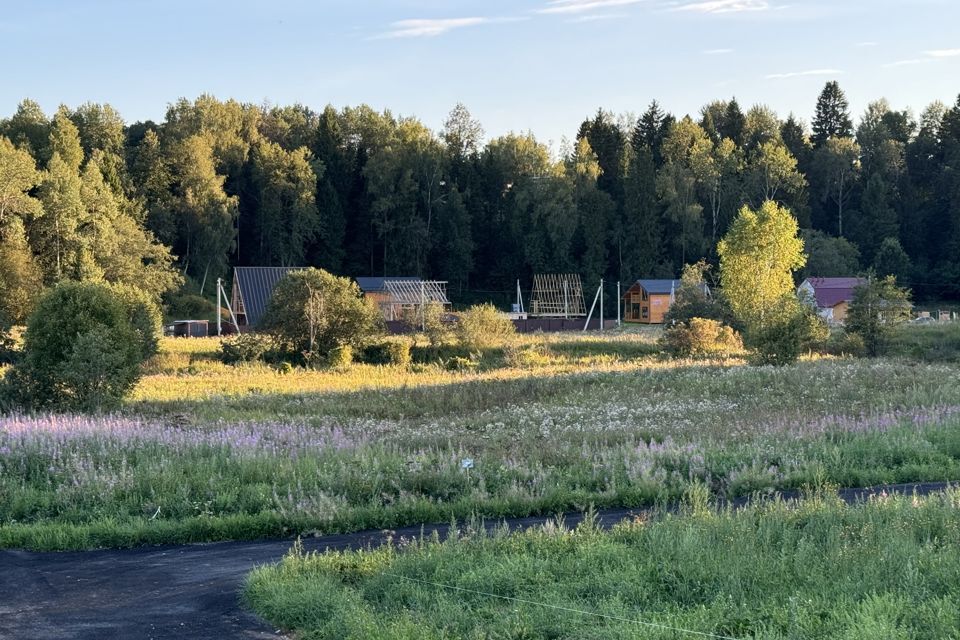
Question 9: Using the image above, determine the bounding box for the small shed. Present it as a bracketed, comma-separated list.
[232, 266, 305, 327]
[797, 277, 866, 324]
[622, 279, 683, 324]
[173, 320, 209, 338]
[355, 277, 451, 322]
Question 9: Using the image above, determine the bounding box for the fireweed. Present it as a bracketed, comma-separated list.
[2, 358, 960, 549]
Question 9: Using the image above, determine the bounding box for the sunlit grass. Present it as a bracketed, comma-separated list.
[246, 489, 960, 640]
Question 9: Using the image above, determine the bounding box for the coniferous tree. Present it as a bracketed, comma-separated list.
[812, 81, 854, 147]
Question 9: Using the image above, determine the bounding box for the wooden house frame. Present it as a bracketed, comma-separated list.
[529, 274, 586, 318]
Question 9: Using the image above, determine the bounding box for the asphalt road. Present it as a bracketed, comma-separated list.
[0, 481, 953, 640]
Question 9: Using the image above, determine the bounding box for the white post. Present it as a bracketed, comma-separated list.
[599, 279, 604, 332]
[617, 281, 621, 327]
[583, 282, 602, 332]
[563, 278, 569, 319]
[219, 280, 239, 330]
[421, 281, 426, 332]
[216, 277, 222, 336]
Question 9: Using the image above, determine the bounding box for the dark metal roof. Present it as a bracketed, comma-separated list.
[234, 267, 305, 326]
[355, 276, 421, 293]
[634, 279, 681, 295]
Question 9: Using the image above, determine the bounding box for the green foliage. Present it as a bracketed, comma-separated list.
[360, 337, 413, 367]
[846, 276, 913, 356]
[164, 292, 216, 320]
[327, 345, 353, 369]
[0, 218, 44, 324]
[801, 229, 860, 279]
[402, 301, 453, 347]
[873, 237, 912, 283]
[718, 199, 806, 333]
[456, 303, 516, 351]
[261, 268, 383, 357]
[660, 317, 743, 358]
[6, 282, 154, 410]
[663, 260, 741, 331]
[220, 333, 277, 365]
[747, 298, 829, 366]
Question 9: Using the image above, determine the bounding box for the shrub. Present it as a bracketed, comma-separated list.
[846, 276, 913, 357]
[402, 301, 454, 346]
[746, 299, 829, 366]
[823, 331, 867, 357]
[361, 337, 413, 366]
[164, 292, 215, 321]
[220, 333, 276, 364]
[261, 269, 383, 359]
[327, 345, 353, 368]
[660, 318, 743, 358]
[456, 303, 516, 351]
[5, 282, 157, 410]
[108, 284, 162, 360]
[663, 261, 742, 332]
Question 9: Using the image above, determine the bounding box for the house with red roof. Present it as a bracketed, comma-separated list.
[797, 277, 867, 324]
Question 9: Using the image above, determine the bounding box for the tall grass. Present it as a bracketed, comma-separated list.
[246, 490, 960, 640]
[4, 358, 960, 550]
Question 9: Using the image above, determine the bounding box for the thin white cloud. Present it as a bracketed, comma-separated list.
[882, 58, 932, 68]
[673, 0, 769, 13]
[538, 0, 646, 15]
[703, 48, 734, 54]
[567, 12, 628, 22]
[378, 17, 519, 39]
[924, 48, 960, 58]
[855, 41, 878, 47]
[765, 68, 842, 79]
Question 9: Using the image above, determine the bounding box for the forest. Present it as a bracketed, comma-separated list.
[1, 81, 959, 322]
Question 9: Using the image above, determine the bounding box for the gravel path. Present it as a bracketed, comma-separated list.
[0, 481, 952, 640]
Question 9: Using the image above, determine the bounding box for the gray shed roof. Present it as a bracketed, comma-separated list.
[634, 279, 681, 295]
[233, 266, 304, 326]
[355, 276, 421, 293]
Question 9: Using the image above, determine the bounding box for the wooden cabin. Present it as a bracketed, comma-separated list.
[622, 279, 681, 324]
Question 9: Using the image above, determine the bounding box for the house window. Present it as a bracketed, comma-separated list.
[631, 303, 640, 319]
[642, 306, 649, 319]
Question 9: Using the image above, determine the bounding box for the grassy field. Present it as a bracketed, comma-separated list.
[246, 489, 960, 640]
[3, 327, 960, 550]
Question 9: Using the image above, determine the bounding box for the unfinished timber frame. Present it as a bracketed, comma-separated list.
[529, 273, 586, 318]
[379, 279, 451, 322]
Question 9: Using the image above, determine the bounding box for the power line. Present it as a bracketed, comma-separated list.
[382, 572, 742, 640]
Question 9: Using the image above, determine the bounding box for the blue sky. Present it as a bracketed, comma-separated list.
[2, 0, 958, 148]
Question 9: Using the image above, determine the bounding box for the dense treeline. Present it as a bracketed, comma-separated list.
[1, 82, 959, 321]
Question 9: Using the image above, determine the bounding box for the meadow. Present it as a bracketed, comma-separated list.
[246, 489, 960, 640]
[3, 328, 960, 550]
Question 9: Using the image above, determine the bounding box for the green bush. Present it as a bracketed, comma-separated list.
[327, 345, 353, 368]
[846, 276, 913, 356]
[660, 317, 743, 358]
[261, 268, 383, 358]
[5, 282, 157, 411]
[823, 331, 867, 357]
[456, 303, 516, 351]
[747, 299, 829, 366]
[402, 301, 454, 346]
[164, 292, 215, 321]
[220, 333, 276, 364]
[361, 338, 413, 366]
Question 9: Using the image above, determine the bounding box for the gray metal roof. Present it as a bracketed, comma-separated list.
[355, 276, 421, 293]
[234, 267, 305, 326]
[634, 279, 681, 295]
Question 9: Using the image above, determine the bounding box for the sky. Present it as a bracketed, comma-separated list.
[2, 0, 959, 149]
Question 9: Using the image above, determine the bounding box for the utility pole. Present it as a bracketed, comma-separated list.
[599, 279, 604, 331]
[216, 278, 222, 336]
